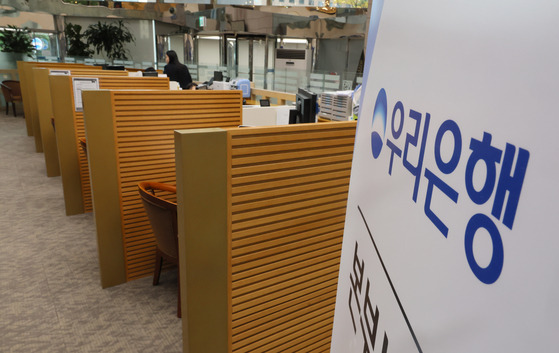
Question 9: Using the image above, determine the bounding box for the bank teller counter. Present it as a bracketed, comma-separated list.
[17, 61, 93, 139]
[174, 121, 356, 352]
[49, 75, 171, 216]
[33, 68, 129, 177]
[81, 89, 243, 288]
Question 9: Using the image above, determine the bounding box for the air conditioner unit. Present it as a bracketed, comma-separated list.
[275, 48, 311, 71]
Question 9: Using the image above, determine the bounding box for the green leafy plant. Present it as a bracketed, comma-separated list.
[83, 20, 135, 60]
[0, 25, 35, 57]
[65, 23, 93, 58]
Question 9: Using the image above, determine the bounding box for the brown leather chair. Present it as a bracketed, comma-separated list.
[138, 181, 181, 318]
[1, 80, 22, 117]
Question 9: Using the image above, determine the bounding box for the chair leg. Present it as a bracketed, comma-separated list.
[153, 249, 163, 286]
[177, 266, 181, 318]
[5, 103, 8, 115]
[12, 102, 16, 117]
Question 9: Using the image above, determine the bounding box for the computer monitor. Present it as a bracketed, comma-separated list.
[292, 88, 317, 124]
[214, 71, 224, 82]
[104, 65, 125, 71]
[142, 71, 158, 77]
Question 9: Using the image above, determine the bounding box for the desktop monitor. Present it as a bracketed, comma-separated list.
[104, 65, 125, 71]
[214, 71, 224, 82]
[292, 88, 318, 124]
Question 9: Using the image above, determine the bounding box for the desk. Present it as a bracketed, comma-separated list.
[242, 105, 292, 126]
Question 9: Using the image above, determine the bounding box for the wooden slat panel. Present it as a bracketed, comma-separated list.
[232, 299, 335, 344]
[234, 309, 334, 353]
[72, 77, 169, 213]
[231, 289, 334, 334]
[227, 122, 356, 352]
[19, 62, 92, 137]
[110, 90, 242, 281]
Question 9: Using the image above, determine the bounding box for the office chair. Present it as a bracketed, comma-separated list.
[1, 80, 22, 117]
[138, 181, 181, 318]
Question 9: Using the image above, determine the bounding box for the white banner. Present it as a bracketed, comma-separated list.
[331, 1, 559, 352]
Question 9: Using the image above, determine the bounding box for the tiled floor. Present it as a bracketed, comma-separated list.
[0, 112, 182, 353]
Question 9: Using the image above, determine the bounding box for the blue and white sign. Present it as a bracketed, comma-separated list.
[331, 1, 559, 352]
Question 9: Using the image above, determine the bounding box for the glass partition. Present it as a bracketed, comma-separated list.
[49, 24, 364, 95]
[272, 0, 326, 7]
[217, 0, 266, 4]
[162, 0, 211, 3]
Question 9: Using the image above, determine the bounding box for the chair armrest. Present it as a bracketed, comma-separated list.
[139, 181, 177, 194]
[0, 83, 13, 93]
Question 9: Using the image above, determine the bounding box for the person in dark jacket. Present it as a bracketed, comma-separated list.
[163, 50, 193, 89]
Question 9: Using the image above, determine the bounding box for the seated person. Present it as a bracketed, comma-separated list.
[184, 82, 197, 90]
[163, 50, 193, 89]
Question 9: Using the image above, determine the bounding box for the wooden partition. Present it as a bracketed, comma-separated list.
[174, 121, 356, 353]
[50, 76, 170, 216]
[33, 68, 129, 177]
[250, 87, 295, 105]
[82, 89, 243, 288]
[32, 68, 128, 154]
[16, 61, 91, 139]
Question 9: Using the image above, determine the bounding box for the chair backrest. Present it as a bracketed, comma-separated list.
[78, 137, 87, 157]
[138, 182, 178, 260]
[1, 82, 12, 102]
[1, 80, 21, 99]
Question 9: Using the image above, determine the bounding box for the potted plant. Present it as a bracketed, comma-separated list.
[83, 20, 135, 61]
[64, 23, 93, 59]
[0, 25, 35, 68]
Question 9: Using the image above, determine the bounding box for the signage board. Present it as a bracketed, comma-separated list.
[331, 1, 559, 352]
[72, 78, 99, 112]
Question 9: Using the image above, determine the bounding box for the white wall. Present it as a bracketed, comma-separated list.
[197, 38, 220, 66]
[0, 11, 55, 30]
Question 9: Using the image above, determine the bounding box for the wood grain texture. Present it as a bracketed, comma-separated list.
[227, 122, 356, 352]
[17, 61, 91, 138]
[72, 76, 169, 212]
[87, 90, 242, 282]
[35, 68, 126, 177]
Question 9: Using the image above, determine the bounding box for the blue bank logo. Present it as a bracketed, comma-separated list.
[371, 88, 387, 159]
[367, 87, 530, 285]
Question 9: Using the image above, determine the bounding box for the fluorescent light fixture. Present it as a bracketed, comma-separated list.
[198, 36, 221, 40]
[277, 38, 308, 44]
